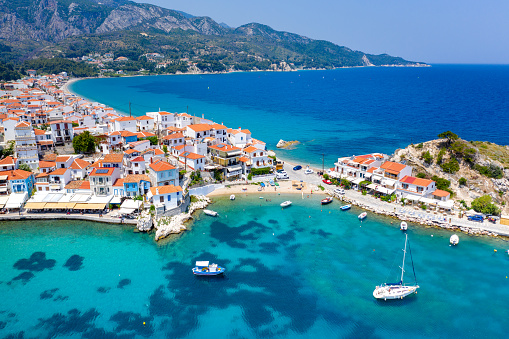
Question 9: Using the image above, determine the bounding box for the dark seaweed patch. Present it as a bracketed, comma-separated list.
[268, 219, 278, 224]
[63, 255, 84, 271]
[53, 295, 69, 301]
[277, 230, 296, 243]
[259, 242, 279, 254]
[210, 220, 270, 248]
[4, 331, 24, 339]
[0, 321, 6, 329]
[83, 328, 134, 339]
[40, 288, 59, 300]
[311, 229, 333, 238]
[117, 279, 131, 289]
[110, 311, 154, 337]
[8, 272, 34, 285]
[13, 252, 56, 272]
[36, 308, 99, 338]
[97, 287, 110, 293]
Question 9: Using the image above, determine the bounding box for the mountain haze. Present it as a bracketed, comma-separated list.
[0, 0, 426, 68]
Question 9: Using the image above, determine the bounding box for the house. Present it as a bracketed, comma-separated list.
[55, 155, 74, 169]
[69, 158, 91, 180]
[127, 139, 150, 152]
[162, 132, 185, 147]
[126, 156, 146, 175]
[48, 168, 71, 191]
[148, 160, 178, 187]
[396, 175, 437, 201]
[101, 153, 124, 169]
[3, 117, 20, 142]
[39, 161, 56, 173]
[120, 130, 137, 144]
[241, 146, 272, 173]
[34, 128, 54, 151]
[113, 178, 124, 197]
[112, 116, 137, 133]
[0, 169, 35, 194]
[142, 148, 165, 163]
[208, 143, 242, 180]
[209, 123, 228, 144]
[136, 115, 154, 131]
[123, 174, 151, 197]
[50, 120, 74, 145]
[0, 156, 18, 171]
[333, 154, 386, 180]
[175, 113, 193, 128]
[227, 128, 252, 148]
[14, 121, 39, 169]
[186, 124, 212, 139]
[432, 189, 451, 201]
[178, 152, 205, 171]
[147, 111, 175, 130]
[89, 167, 120, 196]
[124, 149, 141, 158]
[380, 161, 413, 181]
[149, 185, 183, 213]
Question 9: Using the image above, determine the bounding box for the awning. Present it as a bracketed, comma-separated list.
[64, 202, 77, 209]
[0, 175, 8, 180]
[420, 197, 436, 205]
[382, 179, 397, 187]
[120, 199, 142, 210]
[45, 202, 64, 209]
[376, 187, 395, 195]
[110, 196, 122, 204]
[438, 200, 454, 209]
[74, 203, 89, 210]
[367, 184, 378, 190]
[0, 195, 9, 208]
[364, 173, 373, 179]
[345, 176, 356, 182]
[119, 208, 136, 215]
[352, 178, 364, 185]
[6, 192, 27, 209]
[25, 202, 47, 209]
[0, 187, 8, 193]
[405, 195, 422, 202]
[227, 166, 242, 172]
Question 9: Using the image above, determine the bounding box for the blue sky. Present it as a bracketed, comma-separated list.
[134, 0, 508, 64]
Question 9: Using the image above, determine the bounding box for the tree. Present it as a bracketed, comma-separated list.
[438, 131, 459, 145]
[440, 158, 460, 173]
[471, 195, 500, 216]
[72, 131, 96, 154]
[162, 145, 168, 154]
[421, 151, 433, 165]
[18, 164, 32, 172]
[0, 140, 15, 158]
[141, 136, 158, 145]
[459, 177, 467, 186]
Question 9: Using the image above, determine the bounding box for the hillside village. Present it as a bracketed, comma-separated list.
[0, 73, 507, 236]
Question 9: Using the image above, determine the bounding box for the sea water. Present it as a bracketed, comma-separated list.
[71, 65, 509, 167]
[1, 195, 508, 338]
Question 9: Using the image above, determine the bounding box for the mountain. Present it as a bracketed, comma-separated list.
[0, 0, 426, 68]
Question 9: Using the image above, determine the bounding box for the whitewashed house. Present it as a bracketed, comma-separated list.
[14, 121, 39, 170]
[148, 185, 183, 213]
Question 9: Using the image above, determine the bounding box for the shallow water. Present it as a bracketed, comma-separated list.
[1, 195, 508, 338]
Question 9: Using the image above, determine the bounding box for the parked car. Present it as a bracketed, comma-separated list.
[322, 179, 332, 185]
[467, 215, 484, 222]
[293, 165, 302, 171]
[276, 173, 289, 180]
[334, 188, 345, 195]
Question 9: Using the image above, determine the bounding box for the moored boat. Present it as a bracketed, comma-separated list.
[400, 221, 408, 231]
[373, 234, 419, 300]
[450, 234, 459, 245]
[230, 194, 235, 200]
[358, 212, 367, 220]
[203, 209, 218, 217]
[280, 201, 292, 208]
[192, 261, 225, 276]
[321, 197, 333, 205]
[340, 204, 351, 211]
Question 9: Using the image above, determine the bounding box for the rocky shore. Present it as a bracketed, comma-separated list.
[276, 139, 299, 149]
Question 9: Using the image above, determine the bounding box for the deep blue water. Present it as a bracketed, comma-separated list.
[1, 195, 509, 338]
[71, 65, 509, 167]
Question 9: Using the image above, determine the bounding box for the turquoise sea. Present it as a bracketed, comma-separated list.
[1, 195, 509, 338]
[70, 65, 509, 167]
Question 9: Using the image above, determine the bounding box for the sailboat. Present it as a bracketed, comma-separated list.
[373, 234, 419, 300]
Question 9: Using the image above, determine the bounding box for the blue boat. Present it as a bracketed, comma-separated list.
[340, 204, 351, 211]
[192, 261, 225, 276]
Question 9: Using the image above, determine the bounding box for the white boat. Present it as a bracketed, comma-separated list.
[304, 168, 314, 175]
[373, 234, 419, 300]
[400, 221, 408, 231]
[230, 194, 235, 200]
[450, 234, 459, 245]
[280, 201, 292, 208]
[203, 209, 218, 217]
[358, 212, 367, 220]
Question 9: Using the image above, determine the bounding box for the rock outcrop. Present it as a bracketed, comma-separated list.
[154, 195, 211, 241]
[276, 139, 299, 149]
[136, 210, 153, 232]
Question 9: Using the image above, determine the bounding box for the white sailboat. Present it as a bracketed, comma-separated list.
[373, 234, 419, 300]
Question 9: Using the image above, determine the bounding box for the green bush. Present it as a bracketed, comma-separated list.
[436, 148, 446, 164]
[340, 179, 351, 190]
[459, 200, 468, 209]
[459, 177, 467, 186]
[247, 173, 253, 180]
[474, 164, 503, 179]
[440, 158, 460, 173]
[415, 143, 423, 149]
[416, 172, 426, 179]
[450, 140, 476, 163]
[318, 185, 325, 191]
[471, 195, 500, 215]
[421, 151, 433, 165]
[251, 167, 271, 176]
[362, 190, 367, 196]
[323, 173, 329, 180]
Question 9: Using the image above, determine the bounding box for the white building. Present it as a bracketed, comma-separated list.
[149, 185, 183, 213]
[112, 116, 137, 133]
[14, 121, 39, 170]
[227, 128, 252, 148]
[136, 115, 154, 131]
[50, 120, 74, 145]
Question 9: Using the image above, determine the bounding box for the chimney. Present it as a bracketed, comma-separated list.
[156, 188, 159, 195]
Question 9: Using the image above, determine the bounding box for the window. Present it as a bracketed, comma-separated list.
[402, 184, 409, 189]
[160, 196, 164, 203]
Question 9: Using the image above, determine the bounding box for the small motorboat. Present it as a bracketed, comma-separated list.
[400, 221, 408, 231]
[280, 201, 292, 208]
[192, 261, 225, 276]
[230, 194, 235, 200]
[321, 197, 333, 205]
[358, 212, 367, 220]
[340, 204, 351, 211]
[450, 234, 459, 245]
[203, 209, 218, 217]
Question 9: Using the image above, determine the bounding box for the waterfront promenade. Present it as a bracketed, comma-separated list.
[0, 211, 137, 225]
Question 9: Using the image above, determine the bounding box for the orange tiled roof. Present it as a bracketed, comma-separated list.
[103, 154, 123, 163]
[399, 175, 434, 187]
[149, 160, 175, 172]
[150, 185, 182, 195]
[69, 158, 90, 170]
[124, 174, 150, 183]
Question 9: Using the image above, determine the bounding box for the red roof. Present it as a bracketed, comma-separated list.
[0, 169, 32, 180]
[49, 168, 67, 175]
[399, 175, 434, 187]
[69, 158, 90, 170]
[149, 160, 175, 172]
[90, 167, 116, 176]
[38, 161, 56, 168]
[130, 156, 145, 162]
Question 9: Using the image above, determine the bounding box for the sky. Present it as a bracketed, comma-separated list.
[133, 0, 509, 64]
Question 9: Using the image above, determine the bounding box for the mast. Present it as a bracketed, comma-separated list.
[400, 234, 408, 284]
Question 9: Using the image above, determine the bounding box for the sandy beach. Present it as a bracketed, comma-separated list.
[207, 179, 327, 197]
